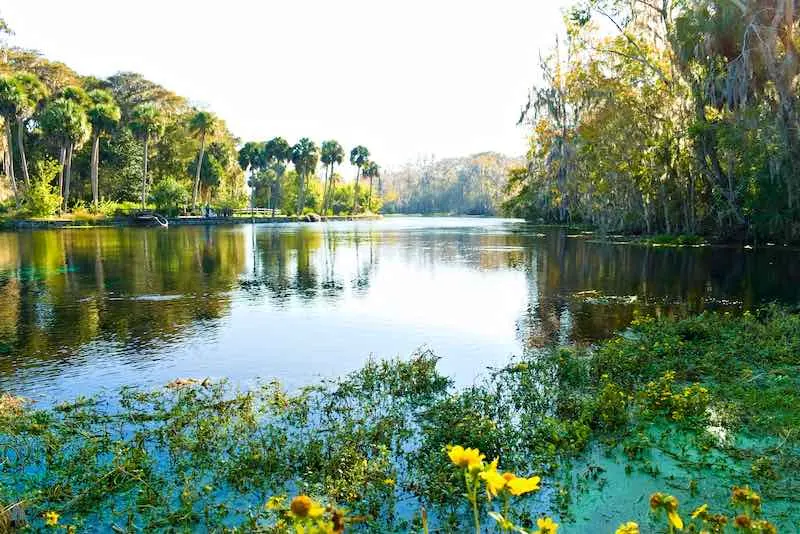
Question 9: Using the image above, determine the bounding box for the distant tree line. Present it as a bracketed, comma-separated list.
[506, 0, 800, 242]
[381, 152, 521, 215]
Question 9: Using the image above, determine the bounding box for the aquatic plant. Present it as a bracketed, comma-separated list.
[0, 309, 798, 531]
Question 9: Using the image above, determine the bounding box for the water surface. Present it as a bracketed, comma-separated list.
[1, 217, 798, 403]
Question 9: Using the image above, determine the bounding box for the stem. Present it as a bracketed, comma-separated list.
[503, 494, 510, 531]
[465, 471, 480, 534]
[472, 496, 480, 534]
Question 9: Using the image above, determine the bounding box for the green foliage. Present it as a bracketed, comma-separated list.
[23, 158, 62, 216]
[129, 102, 163, 140]
[149, 177, 189, 215]
[1, 310, 799, 530]
[39, 97, 90, 145]
[0, 74, 25, 120]
[86, 89, 120, 133]
[511, 1, 800, 242]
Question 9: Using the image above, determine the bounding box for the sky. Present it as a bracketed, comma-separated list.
[1, 0, 569, 170]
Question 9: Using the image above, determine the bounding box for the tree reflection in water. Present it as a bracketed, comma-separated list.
[0, 219, 797, 401]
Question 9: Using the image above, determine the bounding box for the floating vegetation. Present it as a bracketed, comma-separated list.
[1, 309, 798, 531]
[571, 291, 638, 305]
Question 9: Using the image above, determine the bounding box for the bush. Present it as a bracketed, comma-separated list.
[213, 190, 247, 217]
[23, 159, 62, 217]
[97, 200, 144, 217]
[149, 178, 189, 216]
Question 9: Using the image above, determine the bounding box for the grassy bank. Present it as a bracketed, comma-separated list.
[0, 213, 382, 230]
[1, 309, 798, 532]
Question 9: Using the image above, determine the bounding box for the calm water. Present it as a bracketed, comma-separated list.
[1, 217, 798, 403]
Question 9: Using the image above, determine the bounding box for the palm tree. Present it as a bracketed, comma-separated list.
[189, 110, 218, 210]
[39, 97, 89, 211]
[320, 140, 344, 215]
[0, 75, 23, 201]
[364, 161, 380, 212]
[238, 141, 264, 213]
[349, 145, 370, 213]
[12, 72, 48, 186]
[290, 138, 319, 215]
[130, 103, 164, 209]
[264, 137, 291, 216]
[86, 89, 120, 210]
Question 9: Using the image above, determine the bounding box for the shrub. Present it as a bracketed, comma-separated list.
[23, 159, 62, 217]
[213, 190, 247, 217]
[150, 177, 189, 216]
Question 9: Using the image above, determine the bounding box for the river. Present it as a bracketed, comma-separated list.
[1, 216, 798, 403]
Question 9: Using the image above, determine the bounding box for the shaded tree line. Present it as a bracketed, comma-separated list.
[506, 0, 800, 242]
[0, 18, 245, 216]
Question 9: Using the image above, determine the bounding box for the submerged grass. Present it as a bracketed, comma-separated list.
[0, 308, 798, 532]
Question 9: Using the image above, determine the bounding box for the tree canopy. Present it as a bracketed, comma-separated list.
[506, 0, 800, 242]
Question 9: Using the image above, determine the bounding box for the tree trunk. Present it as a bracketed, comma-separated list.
[297, 172, 306, 214]
[91, 132, 100, 210]
[322, 164, 331, 215]
[58, 143, 66, 197]
[326, 165, 336, 214]
[368, 175, 373, 212]
[353, 168, 360, 213]
[141, 136, 149, 209]
[192, 132, 206, 210]
[16, 119, 30, 187]
[660, 182, 671, 234]
[3, 121, 18, 205]
[63, 142, 74, 212]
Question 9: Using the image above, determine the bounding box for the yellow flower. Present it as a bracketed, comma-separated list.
[507, 475, 541, 496]
[383, 478, 395, 486]
[691, 504, 708, 519]
[615, 522, 639, 534]
[479, 458, 509, 498]
[447, 445, 485, 470]
[535, 516, 559, 534]
[667, 509, 684, 530]
[289, 495, 325, 519]
[43, 511, 59, 526]
[266, 495, 286, 511]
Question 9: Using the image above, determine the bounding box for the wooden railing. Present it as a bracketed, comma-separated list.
[232, 208, 283, 216]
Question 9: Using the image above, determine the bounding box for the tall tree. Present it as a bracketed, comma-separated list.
[364, 160, 380, 211]
[130, 104, 163, 209]
[86, 89, 121, 209]
[290, 138, 319, 215]
[12, 72, 48, 186]
[263, 137, 292, 216]
[189, 110, 218, 210]
[320, 140, 344, 215]
[238, 141, 265, 211]
[0, 75, 23, 201]
[349, 145, 370, 213]
[39, 97, 89, 210]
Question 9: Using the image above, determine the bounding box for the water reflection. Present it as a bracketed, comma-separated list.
[0, 218, 798, 402]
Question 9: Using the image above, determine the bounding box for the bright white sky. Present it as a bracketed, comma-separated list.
[2, 0, 569, 169]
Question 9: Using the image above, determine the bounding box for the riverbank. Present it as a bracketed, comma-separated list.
[520, 222, 800, 249]
[0, 213, 382, 230]
[1, 308, 797, 532]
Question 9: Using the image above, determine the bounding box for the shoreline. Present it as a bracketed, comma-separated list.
[0, 213, 383, 230]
